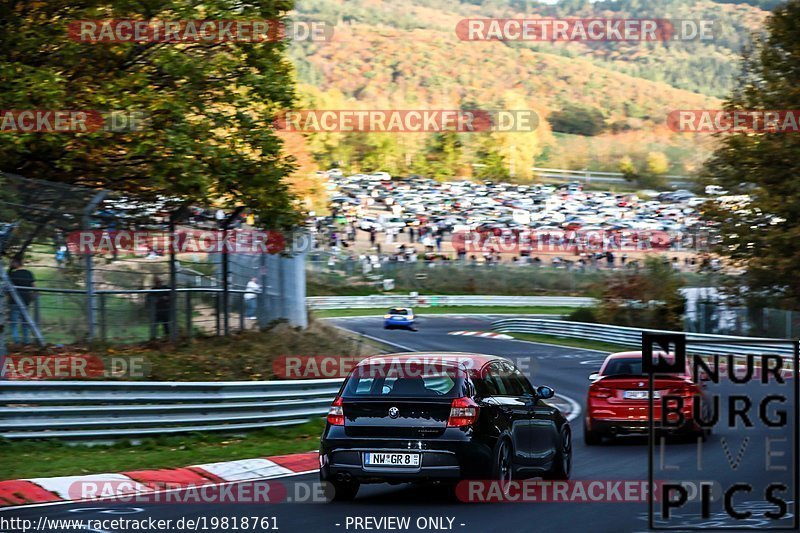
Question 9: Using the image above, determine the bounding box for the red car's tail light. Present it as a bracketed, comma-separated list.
[589, 386, 613, 399]
[447, 397, 479, 427]
[668, 382, 698, 397]
[327, 396, 344, 426]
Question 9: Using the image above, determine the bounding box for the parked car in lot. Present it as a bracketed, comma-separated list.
[320, 352, 572, 500]
[584, 351, 711, 445]
[383, 307, 416, 330]
[358, 216, 382, 231]
[321, 172, 714, 249]
[378, 214, 407, 231]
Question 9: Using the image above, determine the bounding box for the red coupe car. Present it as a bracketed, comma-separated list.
[584, 351, 711, 445]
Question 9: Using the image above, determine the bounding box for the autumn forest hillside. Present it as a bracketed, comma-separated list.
[282, 0, 773, 186]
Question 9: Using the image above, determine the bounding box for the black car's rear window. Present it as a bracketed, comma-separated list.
[342, 375, 465, 398]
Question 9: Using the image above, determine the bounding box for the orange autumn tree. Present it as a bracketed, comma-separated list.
[277, 130, 327, 215]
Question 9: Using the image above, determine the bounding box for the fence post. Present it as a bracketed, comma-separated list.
[221, 231, 230, 336]
[0, 261, 6, 377]
[82, 190, 107, 342]
[258, 253, 268, 328]
[148, 292, 156, 340]
[239, 293, 245, 331]
[185, 290, 192, 339]
[99, 292, 107, 342]
[169, 235, 178, 342]
[33, 290, 40, 330]
[266, 252, 282, 323]
[215, 291, 221, 336]
[280, 243, 308, 329]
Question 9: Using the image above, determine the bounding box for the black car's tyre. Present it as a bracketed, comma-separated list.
[490, 437, 513, 496]
[544, 426, 572, 480]
[583, 420, 602, 446]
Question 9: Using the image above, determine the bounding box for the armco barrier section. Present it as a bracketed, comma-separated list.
[491, 319, 796, 359]
[0, 379, 344, 440]
[308, 295, 595, 310]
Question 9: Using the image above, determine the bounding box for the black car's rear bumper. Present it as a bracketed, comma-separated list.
[320, 432, 494, 483]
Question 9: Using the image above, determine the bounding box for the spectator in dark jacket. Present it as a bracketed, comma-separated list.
[149, 276, 171, 338]
[7, 258, 35, 344]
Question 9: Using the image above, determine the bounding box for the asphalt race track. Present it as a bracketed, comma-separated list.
[2, 315, 795, 533]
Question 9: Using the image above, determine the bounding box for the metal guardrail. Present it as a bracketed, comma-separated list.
[530, 166, 694, 186]
[0, 379, 344, 440]
[491, 318, 797, 359]
[308, 295, 596, 310]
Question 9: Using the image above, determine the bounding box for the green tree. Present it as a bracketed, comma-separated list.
[414, 131, 462, 181]
[619, 156, 638, 182]
[474, 144, 510, 181]
[645, 151, 670, 176]
[548, 104, 606, 136]
[702, 0, 800, 308]
[595, 257, 686, 329]
[618, 154, 667, 189]
[0, 0, 299, 227]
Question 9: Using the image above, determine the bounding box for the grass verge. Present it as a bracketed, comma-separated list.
[314, 306, 578, 318]
[0, 419, 325, 481]
[509, 332, 630, 353]
[4, 319, 385, 381]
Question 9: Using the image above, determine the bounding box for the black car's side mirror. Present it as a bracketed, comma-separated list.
[536, 385, 555, 399]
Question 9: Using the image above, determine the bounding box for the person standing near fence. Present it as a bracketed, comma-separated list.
[149, 276, 171, 338]
[7, 258, 35, 345]
[244, 276, 261, 320]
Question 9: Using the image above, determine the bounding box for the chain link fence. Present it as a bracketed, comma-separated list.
[0, 173, 307, 348]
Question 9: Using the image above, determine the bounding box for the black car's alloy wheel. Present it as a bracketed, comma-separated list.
[492, 438, 513, 495]
[545, 427, 572, 480]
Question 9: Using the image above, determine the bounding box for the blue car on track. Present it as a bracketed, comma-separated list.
[383, 307, 416, 330]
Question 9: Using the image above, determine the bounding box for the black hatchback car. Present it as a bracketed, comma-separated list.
[319, 352, 572, 501]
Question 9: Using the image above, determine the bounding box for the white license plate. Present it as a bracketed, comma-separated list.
[363, 452, 420, 467]
[623, 390, 660, 400]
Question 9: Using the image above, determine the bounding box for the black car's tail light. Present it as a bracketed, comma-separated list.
[327, 396, 344, 426]
[447, 397, 479, 427]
